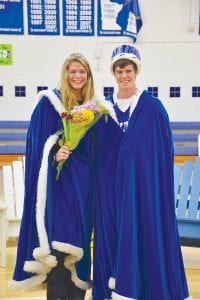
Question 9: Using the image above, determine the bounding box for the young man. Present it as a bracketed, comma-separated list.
[93, 45, 190, 300]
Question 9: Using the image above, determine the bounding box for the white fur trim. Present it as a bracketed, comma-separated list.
[52, 241, 90, 290]
[64, 253, 80, 266]
[112, 292, 137, 300]
[32, 246, 50, 258]
[36, 134, 58, 255]
[9, 134, 59, 290]
[112, 292, 191, 300]
[65, 256, 91, 290]
[108, 277, 115, 289]
[42, 254, 57, 267]
[34, 90, 102, 117]
[34, 89, 65, 116]
[52, 241, 83, 259]
[9, 274, 46, 290]
[24, 260, 51, 274]
[32, 248, 57, 268]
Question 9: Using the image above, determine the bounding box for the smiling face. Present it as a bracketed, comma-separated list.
[114, 64, 137, 92]
[68, 61, 88, 91]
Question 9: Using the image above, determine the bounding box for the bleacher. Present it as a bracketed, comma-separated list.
[0, 121, 29, 164]
[0, 121, 200, 163]
[171, 122, 200, 157]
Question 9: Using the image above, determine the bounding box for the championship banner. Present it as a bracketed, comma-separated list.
[27, 0, 60, 35]
[98, 0, 142, 41]
[0, 0, 24, 35]
[63, 0, 94, 36]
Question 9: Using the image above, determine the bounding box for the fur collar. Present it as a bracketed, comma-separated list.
[34, 89, 65, 116]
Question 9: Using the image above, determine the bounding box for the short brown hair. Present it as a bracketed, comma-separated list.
[113, 59, 137, 73]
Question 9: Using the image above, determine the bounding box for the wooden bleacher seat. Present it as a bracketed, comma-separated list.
[174, 157, 200, 247]
[2, 159, 25, 238]
[0, 158, 25, 267]
[0, 201, 7, 267]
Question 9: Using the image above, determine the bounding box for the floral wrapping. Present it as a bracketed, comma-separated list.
[56, 100, 108, 179]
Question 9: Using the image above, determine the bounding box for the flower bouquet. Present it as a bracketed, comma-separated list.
[56, 100, 108, 179]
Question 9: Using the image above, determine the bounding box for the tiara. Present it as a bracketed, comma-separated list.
[69, 53, 87, 60]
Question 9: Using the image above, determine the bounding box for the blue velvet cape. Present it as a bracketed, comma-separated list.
[10, 89, 94, 290]
[93, 90, 190, 300]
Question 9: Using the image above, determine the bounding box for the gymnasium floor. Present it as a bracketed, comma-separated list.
[0, 245, 200, 299]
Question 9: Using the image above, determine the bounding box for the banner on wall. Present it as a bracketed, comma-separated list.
[63, 0, 94, 36]
[0, 44, 13, 65]
[0, 0, 24, 34]
[97, 0, 142, 41]
[27, 0, 60, 35]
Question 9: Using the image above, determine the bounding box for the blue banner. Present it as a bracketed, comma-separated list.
[63, 0, 94, 36]
[98, 0, 142, 41]
[27, 0, 60, 35]
[0, 0, 24, 35]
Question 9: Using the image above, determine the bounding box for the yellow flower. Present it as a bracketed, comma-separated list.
[72, 110, 95, 122]
[81, 110, 95, 122]
[73, 112, 82, 122]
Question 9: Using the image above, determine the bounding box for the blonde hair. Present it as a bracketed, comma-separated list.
[58, 53, 94, 110]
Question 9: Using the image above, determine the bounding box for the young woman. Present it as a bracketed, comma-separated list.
[10, 53, 96, 300]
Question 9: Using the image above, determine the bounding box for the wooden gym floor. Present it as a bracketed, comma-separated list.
[0, 242, 199, 299]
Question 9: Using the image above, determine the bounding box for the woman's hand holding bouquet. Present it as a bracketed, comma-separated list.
[55, 100, 108, 179]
